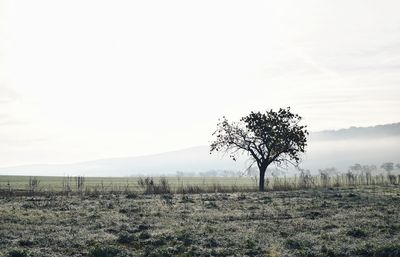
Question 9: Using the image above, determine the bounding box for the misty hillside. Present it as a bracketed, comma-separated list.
[310, 122, 400, 140]
[1, 123, 399, 176]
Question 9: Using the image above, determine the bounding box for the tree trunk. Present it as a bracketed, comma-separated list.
[259, 166, 267, 191]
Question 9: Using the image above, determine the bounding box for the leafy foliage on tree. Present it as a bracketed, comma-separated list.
[210, 107, 308, 191]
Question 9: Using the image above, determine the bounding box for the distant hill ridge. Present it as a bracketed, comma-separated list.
[0, 122, 399, 176]
[310, 122, 400, 140]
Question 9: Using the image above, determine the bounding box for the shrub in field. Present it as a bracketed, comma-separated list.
[285, 238, 312, 250]
[160, 193, 174, 207]
[18, 239, 34, 247]
[298, 169, 314, 189]
[76, 176, 85, 192]
[117, 231, 136, 244]
[137, 224, 150, 231]
[204, 201, 218, 209]
[318, 168, 334, 188]
[381, 162, 395, 173]
[125, 192, 138, 199]
[138, 231, 151, 240]
[137, 177, 170, 194]
[354, 243, 400, 257]
[87, 245, 127, 257]
[7, 249, 30, 257]
[176, 230, 193, 246]
[346, 227, 368, 238]
[158, 177, 171, 193]
[320, 245, 341, 257]
[28, 177, 40, 195]
[387, 174, 398, 185]
[375, 244, 400, 257]
[345, 171, 356, 186]
[137, 177, 154, 194]
[179, 194, 194, 203]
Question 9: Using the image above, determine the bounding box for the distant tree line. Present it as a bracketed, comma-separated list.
[172, 162, 400, 178]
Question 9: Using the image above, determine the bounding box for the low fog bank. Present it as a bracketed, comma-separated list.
[0, 147, 247, 177]
[301, 136, 400, 173]
[0, 124, 399, 177]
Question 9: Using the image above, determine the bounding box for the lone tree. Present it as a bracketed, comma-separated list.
[210, 107, 308, 191]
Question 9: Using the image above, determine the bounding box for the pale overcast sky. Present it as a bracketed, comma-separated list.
[1, 0, 400, 166]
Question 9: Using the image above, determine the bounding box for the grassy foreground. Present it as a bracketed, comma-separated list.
[0, 186, 399, 257]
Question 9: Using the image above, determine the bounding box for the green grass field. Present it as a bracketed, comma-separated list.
[1, 173, 399, 194]
[0, 175, 257, 192]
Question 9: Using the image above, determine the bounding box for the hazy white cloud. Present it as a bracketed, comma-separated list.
[1, 0, 400, 166]
[0, 86, 18, 103]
